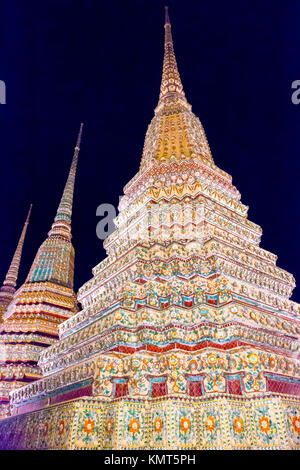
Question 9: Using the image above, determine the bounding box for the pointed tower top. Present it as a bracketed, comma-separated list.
[139, 8, 214, 169]
[165, 5, 170, 25]
[26, 203, 33, 223]
[155, 6, 190, 114]
[75, 122, 83, 150]
[26, 124, 82, 287]
[0, 204, 32, 318]
[48, 123, 83, 240]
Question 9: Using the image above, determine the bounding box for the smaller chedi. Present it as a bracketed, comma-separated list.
[0, 205, 32, 416]
[0, 8, 299, 450]
[0, 124, 83, 418]
[0, 204, 32, 322]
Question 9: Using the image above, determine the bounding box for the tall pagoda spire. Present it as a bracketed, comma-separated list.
[155, 6, 190, 114]
[0, 204, 32, 319]
[26, 123, 83, 287]
[140, 6, 212, 169]
[48, 122, 83, 241]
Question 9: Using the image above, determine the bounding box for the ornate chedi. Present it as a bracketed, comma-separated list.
[0, 9, 299, 450]
[0, 124, 83, 418]
[0, 204, 32, 322]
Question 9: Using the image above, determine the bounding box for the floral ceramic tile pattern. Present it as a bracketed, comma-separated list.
[227, 402, 251, 449]
[250, 399, 284, 449]
[198, 401, 225, 448]
[54, 407, 73, 449]
[149, 403, 170, 448]
[120, 403, 146, 448]
[36, 410, 54, 450]
[0, 396, 300, 449]
[73, 404, 101, 449]
[172, 403, 197, 448]
[281, 401, 300, 448]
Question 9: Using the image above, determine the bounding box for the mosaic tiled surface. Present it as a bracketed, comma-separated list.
[226, 401, 252, 449]
[0, 396, 299, 450]
[73, 402, 101, 449]
[149, 402, 170, 448]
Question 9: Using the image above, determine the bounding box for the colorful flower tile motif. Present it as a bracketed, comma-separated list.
[0, 397, 300, 449]
[0, 398, 300, 449]
[290, 415, 300, 436]
[120, 404, 146, 448]
[29, 409, 53, 450]
[281, 402, 300, 448]
[37, 415, 52, 449]
[227, 404, 251, 448]
[73, 404, 101, 449]
[52, 406, 73, 449]
[173, 405, 197, 447]
[149, 405, 169, 448]
[199, 403, 224, 448]
[250, 400, 284, 448]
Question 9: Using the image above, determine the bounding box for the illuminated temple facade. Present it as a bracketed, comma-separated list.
[0, 9, 299, 450]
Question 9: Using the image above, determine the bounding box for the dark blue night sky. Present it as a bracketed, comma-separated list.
[0, 0, 299, 302]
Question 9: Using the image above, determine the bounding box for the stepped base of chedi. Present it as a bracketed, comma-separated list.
[0, 8, 299, 450]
